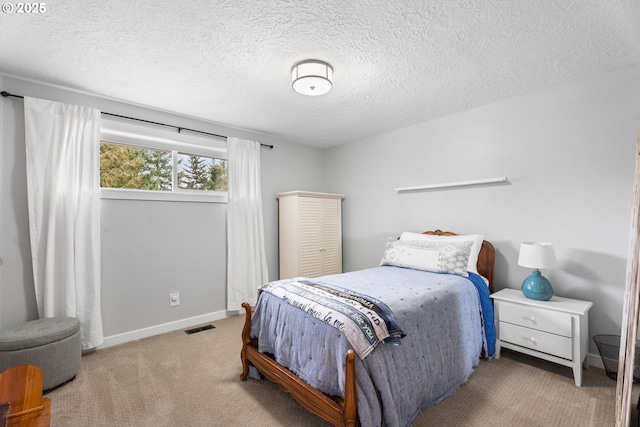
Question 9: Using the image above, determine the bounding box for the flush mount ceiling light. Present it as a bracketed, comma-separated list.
[291, 60, 333, 96]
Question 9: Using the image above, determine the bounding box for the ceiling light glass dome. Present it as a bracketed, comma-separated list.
[291, 60, 333, 96]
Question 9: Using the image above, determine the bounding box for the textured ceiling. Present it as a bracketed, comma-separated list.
[1, 0, 639, 148]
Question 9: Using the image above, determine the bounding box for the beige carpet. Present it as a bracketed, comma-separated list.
[47, 314, 636, 426]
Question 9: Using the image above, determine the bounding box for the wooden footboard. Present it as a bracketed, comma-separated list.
[240, 302, 358, 427]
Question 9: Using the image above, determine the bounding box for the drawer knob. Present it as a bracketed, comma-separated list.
[525, 316, 537, 324]
[528, 337, 537, 345]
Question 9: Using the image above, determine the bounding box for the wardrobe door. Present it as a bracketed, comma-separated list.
[320, 197, 342, 276]
[298, 196, 323, 278]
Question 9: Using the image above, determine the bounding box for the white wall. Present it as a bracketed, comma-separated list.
[0, 75, 325, 342]
[324, 63, 640, 361]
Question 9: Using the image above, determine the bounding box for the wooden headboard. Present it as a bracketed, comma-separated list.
[422, 230, 496, 293]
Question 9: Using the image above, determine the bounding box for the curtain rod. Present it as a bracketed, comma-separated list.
[0, 91, 274, 149]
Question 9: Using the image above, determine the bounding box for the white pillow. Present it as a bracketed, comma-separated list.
[380, 238, 473, 277]
[399, 232, 484, 274]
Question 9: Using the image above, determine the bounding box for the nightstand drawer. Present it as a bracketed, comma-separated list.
[499, 301, 571, 337]
[500, 322, 572, 359]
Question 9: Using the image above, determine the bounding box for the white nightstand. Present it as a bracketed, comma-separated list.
[490, 288, 593, 386]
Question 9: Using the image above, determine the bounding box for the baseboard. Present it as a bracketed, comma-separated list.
[588, 352, 604, 369]
[98, 310, 235, 349]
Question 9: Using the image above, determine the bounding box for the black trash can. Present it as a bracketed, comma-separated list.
[593, 334, 640, 382]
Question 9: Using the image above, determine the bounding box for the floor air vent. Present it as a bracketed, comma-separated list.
[185, 324, 215, 334]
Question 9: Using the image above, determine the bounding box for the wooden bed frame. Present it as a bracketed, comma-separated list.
[240, 230, 495, 427]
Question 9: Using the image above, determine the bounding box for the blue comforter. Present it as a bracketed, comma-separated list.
[250, 266, 495, 427]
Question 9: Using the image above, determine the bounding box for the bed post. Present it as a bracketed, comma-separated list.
[240, 302, 252, 381]
[343, 349, 358, 426]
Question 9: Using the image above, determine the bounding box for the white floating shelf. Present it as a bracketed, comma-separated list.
[395, 176, 508, 192]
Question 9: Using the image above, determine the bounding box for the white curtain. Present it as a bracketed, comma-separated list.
[226, 137, 269, 310]
[24, 97, 104, 350]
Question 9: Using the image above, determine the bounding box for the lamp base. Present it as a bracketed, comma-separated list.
[521, 269, 554, 301]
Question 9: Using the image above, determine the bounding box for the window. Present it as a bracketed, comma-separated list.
[99, 118, 227, 203]
[100, 143, 173, 191]
[177, 153, 227, 191]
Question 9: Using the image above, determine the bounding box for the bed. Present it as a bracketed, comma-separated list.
[240, 230, 496, 427]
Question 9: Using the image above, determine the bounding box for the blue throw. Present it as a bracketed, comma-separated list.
[467, 272, 496, 358]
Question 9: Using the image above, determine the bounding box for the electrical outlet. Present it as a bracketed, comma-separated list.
[170, 292, 180, 307]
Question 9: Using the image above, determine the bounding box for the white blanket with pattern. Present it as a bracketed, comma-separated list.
[259, 278, 405, 359]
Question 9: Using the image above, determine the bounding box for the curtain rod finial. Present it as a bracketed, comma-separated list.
[1, 91, 24, 99]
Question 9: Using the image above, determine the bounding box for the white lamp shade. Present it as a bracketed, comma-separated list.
[518, 242, 557, 269]
[291, 60, 333, 96]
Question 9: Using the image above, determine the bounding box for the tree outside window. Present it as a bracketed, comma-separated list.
[177, 153, 227, 192]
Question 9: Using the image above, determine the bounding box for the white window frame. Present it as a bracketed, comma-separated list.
[100, 117, 227, 203]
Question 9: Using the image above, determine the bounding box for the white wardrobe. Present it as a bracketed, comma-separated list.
[277, 191, 344, 280]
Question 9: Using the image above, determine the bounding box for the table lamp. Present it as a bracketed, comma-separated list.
[518, 242, 557, 301]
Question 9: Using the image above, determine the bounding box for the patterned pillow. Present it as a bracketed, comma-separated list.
[380, 239, 473, 276]
[399, 232, 483, 274]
